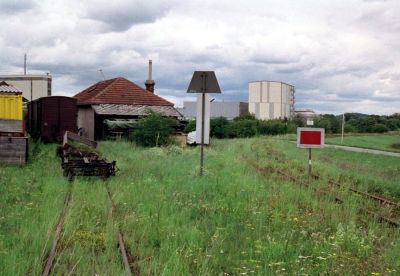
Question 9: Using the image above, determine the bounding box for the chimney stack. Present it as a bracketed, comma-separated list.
[145, 59, 155, 93]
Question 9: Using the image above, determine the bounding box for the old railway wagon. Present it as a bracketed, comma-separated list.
[28, 96, 77, 142]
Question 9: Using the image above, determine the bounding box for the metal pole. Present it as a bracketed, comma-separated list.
[341, 113, 345, 144]
[308, 148, 312, 177]
[200, 92, 205, 176]
[200, 72, 206, 176]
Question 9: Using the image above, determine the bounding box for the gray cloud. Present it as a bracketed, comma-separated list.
[86, 0, 173, 32]
[0, 0, 36, 14]
[0, 0, 399, 114]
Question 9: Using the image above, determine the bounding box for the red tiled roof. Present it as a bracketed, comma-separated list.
[73, 77, 173, 106]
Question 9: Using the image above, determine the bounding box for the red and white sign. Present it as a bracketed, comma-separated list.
[297, 127, 325, 148]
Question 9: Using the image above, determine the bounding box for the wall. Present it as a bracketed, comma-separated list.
[0, 94, 23, 120]
[77, 106, 95, 140]
[179, 101, 248, 120]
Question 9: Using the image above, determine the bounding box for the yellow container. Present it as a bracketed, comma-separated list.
[0, 94, 23, 120]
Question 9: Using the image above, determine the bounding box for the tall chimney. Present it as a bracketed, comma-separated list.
[145, 59, 155, 93]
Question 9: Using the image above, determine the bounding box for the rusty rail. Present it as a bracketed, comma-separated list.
[42, 182, 73, 276]
[105, 182, 139, 276]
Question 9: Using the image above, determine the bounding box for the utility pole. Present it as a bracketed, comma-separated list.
[341, 113, 345, 144]
[24, 53, 27, 75]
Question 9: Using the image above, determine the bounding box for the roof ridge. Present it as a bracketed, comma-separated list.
[74, 77, 174, 106]
[91, 77, 120, 102]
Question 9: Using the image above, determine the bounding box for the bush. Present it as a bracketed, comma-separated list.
[233, 112, 257, 121]
[372, 124, 389, 133]
[132, 112, 177, 147]
[229, 120, 258, 138]
[286, 121, 298, 133]
[344, 124, 357, 133]
[184, 120, 196, 133]
[257, 120, 288, 135]
[210, 117, 231, 138]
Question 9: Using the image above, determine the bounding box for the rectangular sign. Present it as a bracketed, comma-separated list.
[297, 127, 325, 148]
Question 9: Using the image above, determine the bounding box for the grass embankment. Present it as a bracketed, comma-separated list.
[1, 138, 399, 275]
[326, 134, 400, 152]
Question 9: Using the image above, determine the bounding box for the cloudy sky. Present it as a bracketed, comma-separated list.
[1, 0, 399, 114]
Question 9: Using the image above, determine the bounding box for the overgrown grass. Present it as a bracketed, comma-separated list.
[326, 134, 400, 152]
[1, 138, 399, 275]
[268, 137, 400, 198]
[0, 142, 68, 275]
[102, 138, 400, 275]
[51, 179, 125, 275]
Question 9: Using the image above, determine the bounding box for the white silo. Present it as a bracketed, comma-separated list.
[248, 81, 295, 120]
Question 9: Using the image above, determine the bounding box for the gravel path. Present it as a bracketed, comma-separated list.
[325, 144, 400, 157]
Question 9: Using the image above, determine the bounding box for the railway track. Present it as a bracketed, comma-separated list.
[242, 154, 400, 228]
[41, 181, 73, 276]
[250, 141, 400, 210]
[104, 182, 140, 276]
[40, 179, 139, 275]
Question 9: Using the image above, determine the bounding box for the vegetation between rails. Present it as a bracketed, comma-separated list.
[1, 137, 399, 275]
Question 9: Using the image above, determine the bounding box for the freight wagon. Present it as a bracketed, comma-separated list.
[28, 96, 77, 142]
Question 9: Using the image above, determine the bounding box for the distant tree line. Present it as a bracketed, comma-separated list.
[294, 113, 400, 134]
[184, 112, 400, 138]
[184, 113, 298, 138]
[126, 112, 400, 147]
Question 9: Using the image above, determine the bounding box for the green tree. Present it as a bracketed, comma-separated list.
[210, 117, 231, 138]
[184, 120, 196, 133]
[132, 112, 177, 147]
[372, 124, 389, 133]
[233, 112, 257, 121]
[314, 114, 340, 133]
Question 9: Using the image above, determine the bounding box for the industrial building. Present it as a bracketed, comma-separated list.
[178, 101, 248, 120]
[248, 81, 295, 120]
[0, 74, 52, 101]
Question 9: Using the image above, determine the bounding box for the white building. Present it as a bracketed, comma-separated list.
[0, 74, 52, 101]
[248, 81, 295, 120]
[177, 101, 248, 120]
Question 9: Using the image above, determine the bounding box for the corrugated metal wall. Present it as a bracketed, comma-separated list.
[0, 95, 23, 120]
